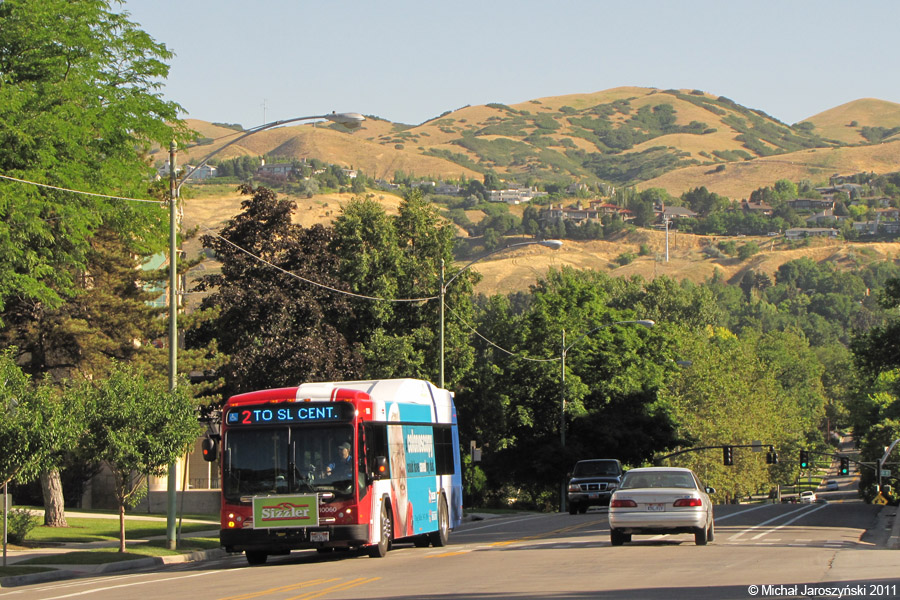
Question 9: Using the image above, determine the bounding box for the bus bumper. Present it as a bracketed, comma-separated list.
[221, 525, 369, 553]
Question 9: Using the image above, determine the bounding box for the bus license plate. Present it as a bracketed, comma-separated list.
[310, 531, 329, 542]
[648, 503, 664, 512]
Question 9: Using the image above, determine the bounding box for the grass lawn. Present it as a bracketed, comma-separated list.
[15, 537, 221, 566]
[25, 517, 217, 544]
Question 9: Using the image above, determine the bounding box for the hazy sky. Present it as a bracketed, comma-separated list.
[121, 0, 900, 129]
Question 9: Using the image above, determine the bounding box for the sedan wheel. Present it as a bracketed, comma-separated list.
[694, 525, 708, 545]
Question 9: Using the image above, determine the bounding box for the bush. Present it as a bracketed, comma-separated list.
[1, 508, 39, 544]
[615, 252, 636, 266]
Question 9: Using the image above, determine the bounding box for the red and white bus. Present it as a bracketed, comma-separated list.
[204, 378, 463, 564]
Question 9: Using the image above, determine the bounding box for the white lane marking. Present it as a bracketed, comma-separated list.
[749, 504, 828, 540]
[728, 504, 824, 541]
[35, 570, 223, 599]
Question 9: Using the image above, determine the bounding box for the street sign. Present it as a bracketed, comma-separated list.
[880, 469, 891, 477]
[752, 440, 763, 452]
[873, 493, 888, 505]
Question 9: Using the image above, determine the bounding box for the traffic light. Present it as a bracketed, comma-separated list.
[201, 437, 217, 462]
[723, 445, 734, 466]
[766, 450, 778, 465]
[839, 457, 849, 476]
[799, 450, 809, 469]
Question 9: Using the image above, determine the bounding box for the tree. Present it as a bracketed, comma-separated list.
[189, 185, 363, 397]
[0, 352, 80, 530]
[0, 228, 175, 525]
[79, 363, 201, 553]
[0, 0, 185, 524]
[0, 0, 185, 317]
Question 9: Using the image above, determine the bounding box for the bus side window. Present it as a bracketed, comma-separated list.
[367, 423, 390, 479]
[434, 426, 454, 476]
[357, 424, 368, 498]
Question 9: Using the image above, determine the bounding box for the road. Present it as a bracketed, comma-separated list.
[3, 503, 897, 600]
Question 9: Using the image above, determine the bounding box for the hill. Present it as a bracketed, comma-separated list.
[172, 88, 900, 202]
[179, 185, 900, 299]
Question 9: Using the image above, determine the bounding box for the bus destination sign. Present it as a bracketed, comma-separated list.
[226, 402, 351, 427]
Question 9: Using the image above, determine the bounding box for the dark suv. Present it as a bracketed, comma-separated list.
[566, 459, 623, 514]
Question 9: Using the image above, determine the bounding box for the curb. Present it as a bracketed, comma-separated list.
[0, 547, 229, 588]
[888, 506, 900, 550]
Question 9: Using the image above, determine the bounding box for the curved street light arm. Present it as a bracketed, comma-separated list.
[165, 110, 362, 549]
[174, 112, 365, 193]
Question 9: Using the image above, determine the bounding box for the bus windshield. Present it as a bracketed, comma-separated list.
[223, 424, 355, 502]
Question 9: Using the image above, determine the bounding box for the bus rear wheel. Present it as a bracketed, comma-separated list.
[428, 495, 449, 547]
[246, 551, 268, 565]
[369, 502, 392, 558]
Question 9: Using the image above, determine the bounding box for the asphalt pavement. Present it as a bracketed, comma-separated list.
[1, 508, 897, 588]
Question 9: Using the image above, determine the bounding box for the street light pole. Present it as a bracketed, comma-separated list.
[559, 319, 655, 512]
[164, 112, 364, 549]
[438, 239, 562, 388]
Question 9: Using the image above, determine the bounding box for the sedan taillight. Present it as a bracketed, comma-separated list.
[673, 497, 702, 507]
[610, 499, 637, 508]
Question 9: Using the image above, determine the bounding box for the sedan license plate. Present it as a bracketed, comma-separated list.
[589, 493, 599, 499]
[310, 531, 329, 542]
[647, 503, 665, 512]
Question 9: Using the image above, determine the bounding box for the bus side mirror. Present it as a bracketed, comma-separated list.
[372, 456, 388, 479]
[201, 437, 217, 462]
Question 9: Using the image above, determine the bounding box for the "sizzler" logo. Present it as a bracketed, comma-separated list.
[260, 502, 311, 521]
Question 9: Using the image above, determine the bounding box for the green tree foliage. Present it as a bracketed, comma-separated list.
[189, 185, 363, 398]
[78, 363, 201, 552]
[0, 229, 165, 379]
[681, 187, 729, 217]
[661, 328, 807, 501]
[457, 268, 681, 507]
[0, 353, 59, 487]
[0, 0, 184, 317]
[849, 278, 900, 500]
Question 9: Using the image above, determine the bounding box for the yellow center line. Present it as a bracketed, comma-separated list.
[218, 578, 339, 600]
[286, 577, 381, 600]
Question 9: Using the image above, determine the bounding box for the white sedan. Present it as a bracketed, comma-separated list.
[608, 467, 716, 546]
[799, 490, 817, 503]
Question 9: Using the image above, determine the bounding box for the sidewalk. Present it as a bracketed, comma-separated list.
[1, 511, 223, 588]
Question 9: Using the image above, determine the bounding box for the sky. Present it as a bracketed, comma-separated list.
[121, 0, 900, 130]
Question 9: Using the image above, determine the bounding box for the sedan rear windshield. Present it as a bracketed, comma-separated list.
[620, 471, 696, 489]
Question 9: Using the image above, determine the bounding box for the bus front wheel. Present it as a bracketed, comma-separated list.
[246, 551, 268, 565]
[369, 502, 392, 558]
[428, 495, 449, 547]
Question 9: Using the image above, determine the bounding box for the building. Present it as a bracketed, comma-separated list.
[784, 227, 839, 240]
[488, 188, 548, 204]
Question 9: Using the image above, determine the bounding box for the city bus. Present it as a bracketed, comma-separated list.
[203, 378, 463, 564]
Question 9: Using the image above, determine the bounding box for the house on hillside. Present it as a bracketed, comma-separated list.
[257, 163, 294, 177]
[542, 203, 602, 224]
[784, 227, 839, 240]
[740, 199, 773, 215]
[488, 188, 548, 204]
[656, 205, 697, 222]
[788, 198, 835, 212]
[589, 201, 634, 220]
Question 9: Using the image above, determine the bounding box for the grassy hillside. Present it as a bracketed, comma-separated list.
[180, 185, 900, 301]
[800, 98, 900, 145]
[640, 138, 900, 199]
[171, 89, 900, 203]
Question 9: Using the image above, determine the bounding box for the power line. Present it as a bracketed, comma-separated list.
[0, 173, 163, 204]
